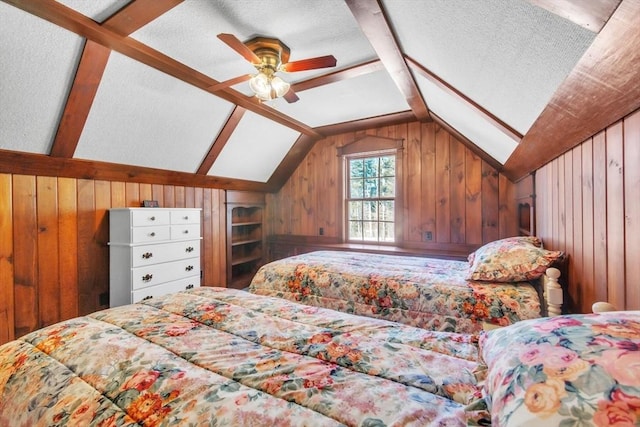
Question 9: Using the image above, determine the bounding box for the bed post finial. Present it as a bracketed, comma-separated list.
[545, 267, 562, 316]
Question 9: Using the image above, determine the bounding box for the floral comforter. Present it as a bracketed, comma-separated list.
[0, 287, 487, 426]
[250, 251, 541, 333]
[480, 311, 640, 426]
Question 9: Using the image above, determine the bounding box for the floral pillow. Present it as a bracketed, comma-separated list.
[467, 236, 542, 264]
[479, 312, 640, 426]
[466, 237, 562, 282]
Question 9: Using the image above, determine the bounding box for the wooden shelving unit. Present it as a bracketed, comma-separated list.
[226, 191, 265, 289]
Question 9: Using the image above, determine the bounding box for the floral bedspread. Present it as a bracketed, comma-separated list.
[250, 251, 541, 333]
[0, 287, 488, 426]
[480, 311, 640, 426]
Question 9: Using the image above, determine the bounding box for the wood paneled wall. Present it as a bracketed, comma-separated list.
[267, 121, 517, 250]
[535, 108, 640, 314]
[0, 175, 227, 344]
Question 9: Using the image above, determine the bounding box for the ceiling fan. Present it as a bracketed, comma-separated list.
[216, 33, 337, 103]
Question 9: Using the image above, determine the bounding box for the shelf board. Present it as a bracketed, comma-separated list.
[232, 238, 261, 246]
[231, 255, 263, 266]
[232, 221, 262, 227]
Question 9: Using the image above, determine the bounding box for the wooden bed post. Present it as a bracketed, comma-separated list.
[545, 267, 563, 316]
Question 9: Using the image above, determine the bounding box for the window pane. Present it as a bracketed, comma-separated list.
[349, 221, 362, 240]
[350, 178, 364, 198]
[380, 177, 395, 197]
[379, 201, 394, 221]
[364, 179, 378, 198]
[380, 156, 395, 177]
[345, 153, 396, 244]
[348, 201, 362, 220]
[379, 222, 395, 242]
[363, 221, 378, 241]
[350, 159, 363, 178]
[363, 201, 377, 220]
[364, 158, 379, 178]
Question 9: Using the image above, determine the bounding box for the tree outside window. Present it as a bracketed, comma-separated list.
[347, 155, 395, 242]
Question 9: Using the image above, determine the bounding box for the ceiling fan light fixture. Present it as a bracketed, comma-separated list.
[249, 72, 270, 98]
[249, 70, 290, 101]
[217, 34, 335, 104]
[271, 76, 290, 97]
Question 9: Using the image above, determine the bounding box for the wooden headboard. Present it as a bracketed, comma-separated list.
[516, 173, 536, 237]
[518, 201, 534, 236]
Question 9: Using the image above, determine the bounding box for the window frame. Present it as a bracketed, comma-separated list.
[337, 135, 404, 245]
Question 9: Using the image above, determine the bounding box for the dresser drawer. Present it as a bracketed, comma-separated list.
[132, 240, 201, 267]
[131, 210, 170, 226]
[170, 210, 201, 225]
[132, 276, 200, 303]
[131, 225, 171, 243]
[170, 224, 200, 240]
[132, 257, 200, 290]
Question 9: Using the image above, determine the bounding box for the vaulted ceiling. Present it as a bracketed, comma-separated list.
[1, 0, 639, 192]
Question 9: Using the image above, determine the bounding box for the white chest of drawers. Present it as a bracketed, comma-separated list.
[109, 208, 202, 307]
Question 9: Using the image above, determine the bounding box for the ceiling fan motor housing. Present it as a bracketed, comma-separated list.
[245, 37, 291, 72]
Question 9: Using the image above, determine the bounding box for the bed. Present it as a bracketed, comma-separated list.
[250, 237, 565, 333]
[1, 287, 638, 426]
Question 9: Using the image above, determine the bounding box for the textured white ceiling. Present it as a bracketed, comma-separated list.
[384, 0, 596, 135]
[74, 52, 234, 173]
[0, 0, 599, 183]
[415, 74, 517, 164]
[276, 70, 410, 127]
[208, 112, 300, 183]
[130, 0, 376, 84]
[0, 2, 83, 154]
[56, 0, 130, 22]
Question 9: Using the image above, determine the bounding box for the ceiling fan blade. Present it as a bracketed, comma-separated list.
[208, 74, 252, 92]
[217, 33, 261, 64]
[283, 88, 299, 103]
[281, 55, 337, 73]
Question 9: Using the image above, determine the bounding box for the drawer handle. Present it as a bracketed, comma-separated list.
[186, 284, 194, 290]
[185, 265, 194, 271]
[183, 216, 189, 220]
[182, 229, 189, 234]
[149, 232, 156, 237]
[142, 252, 153, 259]
[142, 295, 153, 301]
[186, 246, 194, 253]
[149, 216, 156, 221]
[142, 274, 153, 282]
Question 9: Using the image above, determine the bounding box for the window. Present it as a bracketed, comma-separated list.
[346, 154, 396, 243]
[338, 135, 403, 244]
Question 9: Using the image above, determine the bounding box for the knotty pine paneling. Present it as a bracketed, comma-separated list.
[0, 174, 14, 344]
[0, 175, 227, 344]
[535, 108, 640, 313]
[13, 175, 38, 338]
[267, 121, 517, 250]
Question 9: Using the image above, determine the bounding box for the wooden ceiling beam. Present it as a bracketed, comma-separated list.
[345, 0, 431, 122]
[316, 111, 416, 136]
[49, 41, 111, 158]
[292, 60, 384, 93]
[267, 133, 319, 190]
[2, 0, 322, 140]
[406, 56, 523, 143]
[428, 112, 504, 172]
[197, 106, 246, 175]
[504, 0, 640, 181]
[50, 0, 183, 158]
[0, 149, 275, 192]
